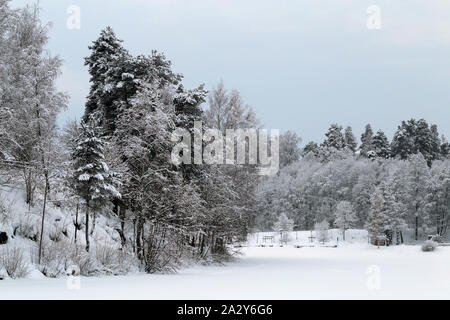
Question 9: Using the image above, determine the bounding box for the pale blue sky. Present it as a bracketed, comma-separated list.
[11, 0, 450, 144]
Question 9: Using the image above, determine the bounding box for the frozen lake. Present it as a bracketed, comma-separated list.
[1, 245, 449, 299]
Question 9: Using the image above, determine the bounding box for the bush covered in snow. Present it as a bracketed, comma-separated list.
[31, 240, 71, 277]
[15, 212, 40, 242]
[429, 235, 443, 243]
[0, 246, 31, 279]
[31, 239, 136, 277]
[95, 244, 135, 275]
[421, 240, 438, 252]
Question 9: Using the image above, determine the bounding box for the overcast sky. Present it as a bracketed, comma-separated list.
[10, 0, 450, 144]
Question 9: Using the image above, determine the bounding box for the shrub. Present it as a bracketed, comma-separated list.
[0, 246, 31, 279]
[144, 230, 185, 274]
[430, 235, 443, 243]
[31, 240, 72, 277]
[421, 240, 437, 252]
[70, 246, 95, 276]
[32, 239, 100, 277]
[95, 244, 134, 275]
[15, 213, 40, 241]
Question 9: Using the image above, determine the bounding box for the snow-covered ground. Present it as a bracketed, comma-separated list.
[1, 244, 449, 300]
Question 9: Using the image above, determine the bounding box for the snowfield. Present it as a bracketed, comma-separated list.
[2, 244, 450, 300]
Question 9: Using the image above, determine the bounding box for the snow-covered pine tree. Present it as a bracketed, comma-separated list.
[84, 26, 130, 133]
[371, 130, 390, 159]
[71, 118, 121, 252]
[302, 141, 319, 158]
[441, 136, 450, 159]
[415, 120, 439, 166]
[391, 120, 415, 161]
[344, 126, 357, 153]
[322, 124, 345, 150]
[391, 119, 441, 166]
[359, 124, 374, 158]
[173, 84, 208, 181]
[430, 124, 442, 161]
[84, 28, 182, 135]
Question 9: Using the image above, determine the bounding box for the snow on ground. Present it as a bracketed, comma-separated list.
[1, 244, 450, 300]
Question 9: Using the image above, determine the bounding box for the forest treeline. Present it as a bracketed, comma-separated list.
[259, 121, 450, 244]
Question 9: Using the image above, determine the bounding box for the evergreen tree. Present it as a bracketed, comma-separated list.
[391, 119, 441, 166]
[441, 136, 450, 159]
[173, 84, 208, 181]
[322, 124, 345, 150]
[360, 124, 374, 158]
[371, 130, 390, 159]
[72, 118, 121, 251]
[84, 26, 129, 132]
[302, 141, 319, 158]
[344, 126, 358, 152]
[430, 124, 441, 160]
[84, 27, 182, 135]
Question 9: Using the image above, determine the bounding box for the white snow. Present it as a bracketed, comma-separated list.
[1, 244, 450, 300]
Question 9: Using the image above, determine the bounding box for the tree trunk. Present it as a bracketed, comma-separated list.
[119, 202, 126, 247]
[74, 202, 79, 243]
[38, 180, 48, 264]
[136, 214, 143, 260]
[200, 233, 205, 255]
[415, 215, 419, 241]
[85, 200, 90, 252]
[91, 211, 96, 235]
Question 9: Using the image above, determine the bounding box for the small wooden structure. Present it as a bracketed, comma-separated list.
[370, 238, 387, 246]
[262, 235, 274, 244]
